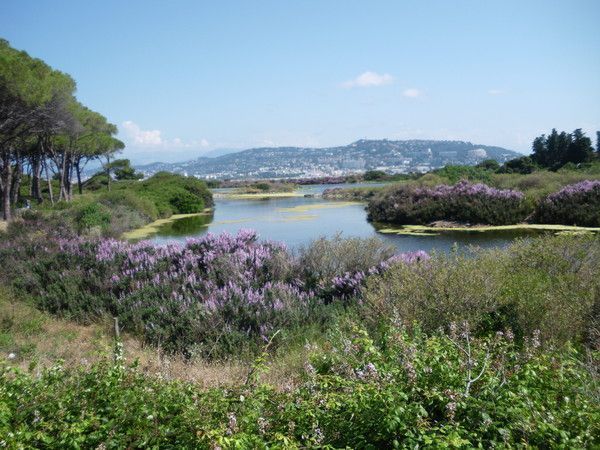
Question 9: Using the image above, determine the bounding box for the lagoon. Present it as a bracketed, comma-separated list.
[139, 184, 557, 253]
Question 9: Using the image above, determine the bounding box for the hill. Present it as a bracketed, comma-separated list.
[136, 139, 521, 180]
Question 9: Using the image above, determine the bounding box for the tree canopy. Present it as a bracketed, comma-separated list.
[0, 39, 123, 219]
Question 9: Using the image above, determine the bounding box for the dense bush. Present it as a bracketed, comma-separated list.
[431, 165, 493, 183]
[1, 324, 597, 448]
[363, 234, 600, 346]
[367, 180, 528, 225]
[131, 171, 213, 217]
[534, 180, 600, 226]
[73, 202, 111, 233]
[0, 225, 419, 357]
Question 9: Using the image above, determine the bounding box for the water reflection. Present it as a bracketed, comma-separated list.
[154, 213, 214, 238]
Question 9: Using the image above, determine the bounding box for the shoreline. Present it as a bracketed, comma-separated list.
[377, 223, 600, 236]
[213, 191, 303, 200]
[122, 210, 212, 240]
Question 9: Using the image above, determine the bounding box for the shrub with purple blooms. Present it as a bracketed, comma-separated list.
[367, 180, 528, 225]
[534, 180, 600, 227]
[0, 221, 426, 356]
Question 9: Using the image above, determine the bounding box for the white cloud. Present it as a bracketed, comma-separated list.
[402, 88, 421, 98]
[121, 120, 209, 149]
[122, 120, 163, 146]
[341, 71, 394, 88]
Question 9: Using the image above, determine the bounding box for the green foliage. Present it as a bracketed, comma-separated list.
[97, 190, 158, 221]
[73, 202, 111, 233]
[531, 128, 595, 169]
[431, 165, 492, 183]
[0, 325, 597, 448]
[235, 181, 296, 194]
[82, 172, 110, 191]
[298, 234, 395, 288]
[498, 155, 538, 174]
[169, 191, 203, 214]
[475, 159, 500, 171]
[132, 172, 213, 217]
[108, 159, 143, 180]
[363, 170, 388, 181]
[363, 234, 600, 346]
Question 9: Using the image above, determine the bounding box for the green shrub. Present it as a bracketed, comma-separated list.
[298, 234, 395, 287]
[131, 172, 213, 217]
[73, 202, 111, 232]
[97, 190, 158, 221]
[362, 234, 600, 345]
[432, 165, 492, 183]
[169, 191, 203, 214]
[1, 325, 597, 448]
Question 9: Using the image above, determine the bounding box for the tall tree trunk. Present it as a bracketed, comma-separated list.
[63, 152, 72, 201]
[58, 152, 67, 201]
[2, 152, 12, 221]
[75, 159, 83, 195]
[106, 155, 111, 192]
[43, 158, 54, 206]
[10, 155, 22, 207]
[31, 146, 43, 203]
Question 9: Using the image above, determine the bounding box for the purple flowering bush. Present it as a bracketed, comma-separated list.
[0, 220, 426, 356]
[534, 180, 600, 226]
[367, 180, 528, 225]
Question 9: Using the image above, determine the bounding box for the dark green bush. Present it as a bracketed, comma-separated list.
[132, 172, 213, 217]
[169, 191, 204, 214]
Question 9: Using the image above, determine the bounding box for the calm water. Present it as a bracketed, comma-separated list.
[149, 184, 545, 253]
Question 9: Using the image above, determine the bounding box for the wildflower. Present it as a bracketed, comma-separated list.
[257, 417, 268, 435]
[226, 412, 238, 435]
[304, 362, 317, 377]
[531, 329, 541, 349]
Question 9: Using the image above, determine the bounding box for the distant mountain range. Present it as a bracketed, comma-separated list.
[135, 139, 522, 180]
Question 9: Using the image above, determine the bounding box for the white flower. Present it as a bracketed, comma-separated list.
[7, 353, 16, 360]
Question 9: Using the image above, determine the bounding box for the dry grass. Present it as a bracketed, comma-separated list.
[0, 220, 6, 233]
[0, 288, 308, 389]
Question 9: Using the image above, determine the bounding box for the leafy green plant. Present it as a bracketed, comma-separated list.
[73, 202, 111, 232]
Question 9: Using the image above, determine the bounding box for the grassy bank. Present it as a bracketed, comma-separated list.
[15, 172, 213, 238]
[121, 210, 212, 240]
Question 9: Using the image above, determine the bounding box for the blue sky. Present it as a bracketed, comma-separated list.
[1, 0, 599, 163]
